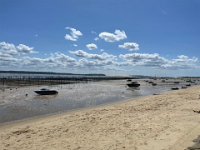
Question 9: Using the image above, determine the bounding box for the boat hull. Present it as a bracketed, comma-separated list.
[171, 87, 179, 90]
[152, 83, 157, 86]
[127, 83, 140, 87]
[35, 90, 58, 95]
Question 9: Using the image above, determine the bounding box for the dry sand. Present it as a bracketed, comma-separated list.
[1, 86, 200, 150]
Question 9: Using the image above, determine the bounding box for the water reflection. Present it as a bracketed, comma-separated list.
[127, 87, 140, 91]
[0, 79, 196, 123]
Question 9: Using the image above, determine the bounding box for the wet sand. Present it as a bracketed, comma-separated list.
[1, 86, 200, 150]
[0, 80, 183, 123]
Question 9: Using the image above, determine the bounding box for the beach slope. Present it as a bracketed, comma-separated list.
[1, 86, 200, 150]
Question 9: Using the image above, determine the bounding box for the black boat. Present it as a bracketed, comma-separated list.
[171, 87, 179, 90]
[148, 81, 154, 84]
[174, 81, 180, 84]
[35, 88, 58, 95]
[186, 84, 191, 87]
[127, 82, 140, 87]
[152, 83, 157, 86]
[127, 79, 132, 82]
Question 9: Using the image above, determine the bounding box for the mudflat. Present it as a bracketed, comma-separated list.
[1, 86, 200, 150]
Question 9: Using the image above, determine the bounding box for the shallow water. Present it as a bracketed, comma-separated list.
[0, 79, 194, 123]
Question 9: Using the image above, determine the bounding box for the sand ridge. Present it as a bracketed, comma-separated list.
[1, 86, 200, 150]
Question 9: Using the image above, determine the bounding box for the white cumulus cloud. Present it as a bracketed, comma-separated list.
[86, 43, 97, 50]
[163, 55, 199, 69]
[1, 41, 199, 73]
[64, 27, 83, 41]
[119, 53, 199, 69]
[70, 50, 116, 61]
[119, 42, 139, 51]
[78, 58, 116, 68]
[0, 41, 35, 55]
[119, 53, 167, 67]
[17, 44, 34, 53]
[99, 30, 127, 42]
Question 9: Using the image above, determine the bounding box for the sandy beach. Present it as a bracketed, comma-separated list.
[1, 86, 200, 150]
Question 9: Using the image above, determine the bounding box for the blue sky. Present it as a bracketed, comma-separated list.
[0, 0, 200, 76]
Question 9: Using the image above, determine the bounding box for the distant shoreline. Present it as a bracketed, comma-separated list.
[0, 71, 134, 88]
[1, 70, 200, 79]
[0, 70, 106, 76]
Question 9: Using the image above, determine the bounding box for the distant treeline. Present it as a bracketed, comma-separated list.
[131, 75, 200, 79]
[180, 76, 200, 79]
[0, 74, 133, 87]
[131, 75, 172, 79]
[0, 71, 106, 76]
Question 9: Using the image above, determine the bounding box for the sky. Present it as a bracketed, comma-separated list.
[0, 0, 200, 76]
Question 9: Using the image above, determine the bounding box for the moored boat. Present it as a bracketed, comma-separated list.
[186, 84, 191, 87]
[127, 79, 132, 82]
[35, 88, 58, 95]
[171, 87, 179, 90]
[127, 81, 140, 87]
[152, 83, 157, 86]
[174, 81, 180, 84]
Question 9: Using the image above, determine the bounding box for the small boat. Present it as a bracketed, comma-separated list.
[127, 79, 132, 82]
[174, 81, 180, 84]
[152, 83, 157, 86]
[153, 93, 159, 95]
[35, 88, 58, 95]
[171, 87, 179, 90]
[127, 81, 140, 87]
[186, 84, 191, 87]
